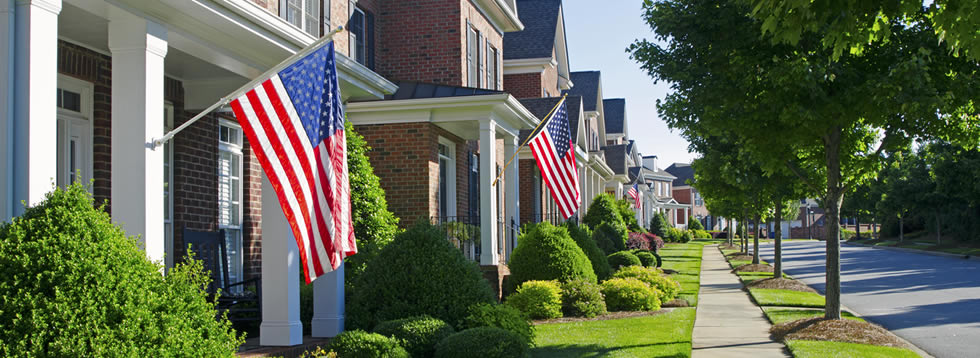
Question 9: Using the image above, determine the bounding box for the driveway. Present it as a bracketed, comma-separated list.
[756, 241, 980, 358]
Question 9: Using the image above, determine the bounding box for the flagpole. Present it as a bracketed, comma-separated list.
[150, 26, 345, 149]
[491, 94, 567, 187]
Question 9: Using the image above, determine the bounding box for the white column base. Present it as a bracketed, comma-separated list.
[312, 264, 344, 337]
[260, 321, 304, 346]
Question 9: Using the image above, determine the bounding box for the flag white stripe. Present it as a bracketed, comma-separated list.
[539, 131, 578, 209]
[318, 143, 341, 266]
[531, 134, 573, 215]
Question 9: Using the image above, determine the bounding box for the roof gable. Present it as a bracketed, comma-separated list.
[603, 98, 626, 135]
[565, 71, 601, 111]
[665, 163, 694, 186]
[504, 0, 561, 60]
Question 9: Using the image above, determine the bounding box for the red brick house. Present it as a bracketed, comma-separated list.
[666, 162, 712, 228]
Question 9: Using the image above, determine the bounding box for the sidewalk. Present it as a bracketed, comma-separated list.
[692, 245, 790, 357]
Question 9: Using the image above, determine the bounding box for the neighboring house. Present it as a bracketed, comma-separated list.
[601, 144, 630, 199]
[564, 70, 615, 207]
[665, 162, 713, 229]
[640, 155, 688, 228]
[597, 99, 634, 198]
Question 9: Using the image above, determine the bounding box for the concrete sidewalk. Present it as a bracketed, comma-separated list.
[692, 245, 789, 357]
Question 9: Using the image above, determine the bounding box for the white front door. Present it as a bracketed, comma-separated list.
[55, 75, 93, 189]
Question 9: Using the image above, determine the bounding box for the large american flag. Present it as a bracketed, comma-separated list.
[628, 183, 642, 209]
[229, 42, 355, 284]
[529, 98, 581, 219]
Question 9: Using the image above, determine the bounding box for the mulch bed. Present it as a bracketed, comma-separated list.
[747, 277, 816, 293]
[532, 309, 669, 325]
[727, 254, 755, 261]
[771, 317, 909, 348]
[719, 244, 740, 250]
[662, 298, 690, 308]
[733, 264, 774, 273]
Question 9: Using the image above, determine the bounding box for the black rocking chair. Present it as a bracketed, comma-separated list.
[182, 227, 261, 324]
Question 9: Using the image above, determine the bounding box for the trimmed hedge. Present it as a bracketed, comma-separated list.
[593, 221, 628, 255]
[506, 280, 563, 320]
[373, 316, 455, 358]
[688, 216, 705, 231]
[561, 279, 607, 318]
[633, 250, 659, 267]
[0, 183, 243, 357]
[607, 250, 642, 270]
[327, 330, 409, 358]
[612, 266, 680, 304]
[435, 327, 528, 358]
[506, 223, 596, 294]
[601, 278, 661, 312]
[565, 222, 612, 280]
[347, 223, 495, 330]
[461, 303, 534, 347]
[583, 194, 625, 229]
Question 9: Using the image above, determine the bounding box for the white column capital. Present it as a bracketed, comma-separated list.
[479, 118, 496, 131]
[13, 0, 61, 14]
[108, 12, 168, 57]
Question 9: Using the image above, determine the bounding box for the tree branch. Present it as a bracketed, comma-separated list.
[785, 160, 822, 194]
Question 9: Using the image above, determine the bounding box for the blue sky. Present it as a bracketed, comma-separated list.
[561, 0, 695, 168]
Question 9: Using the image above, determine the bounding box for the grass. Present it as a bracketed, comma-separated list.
[761, 308, 863, 325]
[659, 242, 707, 306]
[749, 288, 825, 307]
[784, 340, 920, 358]
[531, 307, 696, 358]
[737, 271, 791, 285]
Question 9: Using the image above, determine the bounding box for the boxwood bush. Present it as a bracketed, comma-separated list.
[607, 250, 642, 270]
[505, 280, 563, 320]
[0, 183, 243, 357]
[434, 327, 528, 358]
[583, 193, 625, 229]
[327, 330, 409, 358]
[633, 250, 660, 268]
[600, 278, 661, 312]
[461, 303, 534, 347]
[565, 222, 612, 280]
[347, 223, 495, 330]
[560, 279, 607, 318]
[506, 223, 596, 294]
[592, 221, 628, 255]
[373, 315, 455, 358]
[612, 266, 680, 304]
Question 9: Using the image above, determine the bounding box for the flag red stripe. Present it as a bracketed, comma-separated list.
[530, 135, 572, 216]
[538, 132, 578, 210]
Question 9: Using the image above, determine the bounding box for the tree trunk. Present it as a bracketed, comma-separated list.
[872, 216, 877, 239]
[899, 216, 904, 242]
[728, 218, 734, 246]
[824, 127, 844, 320]
[936, 213, 942, 245]
[774, 200, 783, 278]
[753, 214, 761, 264]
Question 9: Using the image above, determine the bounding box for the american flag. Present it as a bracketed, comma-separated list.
[628, 183, 642, 209]
[529, 98, 581, 219]
[229, 42, 355, 284]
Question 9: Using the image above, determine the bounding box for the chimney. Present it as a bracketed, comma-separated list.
[643, 155, 658, 171]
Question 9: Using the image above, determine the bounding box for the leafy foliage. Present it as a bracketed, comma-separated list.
[687, 216, 704, 230]
[565, 222, 612, 280]
[373, 316, 455, 358]
[600, 278, 661, 312]
[583, 194, 626, 229]
[506, 223, 597, 294]
[607, 251, 642, 270]
[633, 250, 659, 268]
[347, 223, 495, 330]
[626, 232, 651, 251]
[560, 279, 608, 318]
[434, 327, 529, 358]
[592, 221, 628, 255]
[0, 183, 243, 357]
[612, 266, 681, 304]
[649, 212, 669, 238]
[327, 330, 409, 358]
[616, 199, 644, 232]
[461, 303, 535, 347]
[505, 280, 563, 320]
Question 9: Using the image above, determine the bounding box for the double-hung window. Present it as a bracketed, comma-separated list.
[348, 3, 374, 68]
[466, 24, 480, 87]
[281, 0, 320, 37]
[437, 138, 456, 220]
[486, 44, 498, 90]
[218, 120, 244, 289]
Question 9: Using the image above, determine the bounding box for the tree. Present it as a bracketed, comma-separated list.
[615, 199, 644, 232]
[630, 0, 979, 319]
[649, 211, 669, 238]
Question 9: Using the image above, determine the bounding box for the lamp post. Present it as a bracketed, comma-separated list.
[807, 205, 813, 240]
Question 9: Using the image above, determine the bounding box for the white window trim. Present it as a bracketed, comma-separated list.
[56, 74, 94, 189]
[349, 5, 366, 64]
[218, 118, 244, 286]
[437, 137, 457, 218]
[280, 0, 321, 36]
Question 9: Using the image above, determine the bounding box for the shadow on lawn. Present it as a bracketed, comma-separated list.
[531, 342, 690, 358]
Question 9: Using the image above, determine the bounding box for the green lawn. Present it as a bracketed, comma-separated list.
[761, 308, 863, 325]
[785, 340, 920, 358]
[659, 242, 707, 306]
[749, 288, 825, 307]
[531, 308, 696, 358]
[737, 271, 791, 285]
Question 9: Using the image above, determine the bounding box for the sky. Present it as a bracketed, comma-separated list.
[561, 0, 696, 169]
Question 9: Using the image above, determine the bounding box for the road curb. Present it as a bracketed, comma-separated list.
[843, 242, 980, 261]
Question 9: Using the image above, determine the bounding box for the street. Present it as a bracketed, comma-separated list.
[757, 241, 980, 358]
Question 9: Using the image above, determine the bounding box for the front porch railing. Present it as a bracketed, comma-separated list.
[432, 216, 481, 261]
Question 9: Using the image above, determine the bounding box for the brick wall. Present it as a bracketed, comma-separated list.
[242, 136, 263, 279]
[672, 187, 691, 204]
[357, 123, 436, 227]
[503, 72, 541, 99]
[461, 0, 504, 89]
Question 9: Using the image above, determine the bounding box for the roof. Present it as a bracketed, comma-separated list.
[564, 71, 600, 111]
[387, 81, 502, 100]
[628, 166, 644, 183]
[602, 144, 628, 175]
[518, 96, 582, 143]
[603, 98, 626, 134]
[504, 0, 562, 60]
[665, 162, 694, 186]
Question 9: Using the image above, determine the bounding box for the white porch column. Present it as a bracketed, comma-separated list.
[1, 0, 15, 221]
[312, 264, 344, 337]
[109, 12, 167, 263]
[684, 207, 689, 227]
[479, 120, 498, 266]
[260, 173, 303, 346]
[672, 209, 678, 227]
[504, 135, 518, 259]
[10, 0, 60, 217]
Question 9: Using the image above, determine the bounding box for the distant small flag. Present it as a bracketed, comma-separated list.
[528, 97, 581, 219]
[628, 183, 641, 209]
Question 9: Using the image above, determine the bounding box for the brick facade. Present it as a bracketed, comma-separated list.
[503, 72, 542, 99]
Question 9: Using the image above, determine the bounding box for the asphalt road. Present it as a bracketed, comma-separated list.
[755, 241, 980, 358]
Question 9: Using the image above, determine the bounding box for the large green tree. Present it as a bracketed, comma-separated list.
[630, 0, 978, 319]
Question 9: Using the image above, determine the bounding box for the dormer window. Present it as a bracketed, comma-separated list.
[281, 0, 320, 37]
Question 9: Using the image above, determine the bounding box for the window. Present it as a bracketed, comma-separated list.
[56, 75, 92, 190]
[281, 0, 320, 37]
[218, 120, 244, 289]
[348, 3, 374, 68]
[437, 138, 456, 219]
[486, 44, 498, 90]
[164, 104, 175, 271]
[466, 24, 480, 87]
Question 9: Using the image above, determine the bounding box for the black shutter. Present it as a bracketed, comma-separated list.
[476, 31, 483, 88]
[366, 11, 375, 70]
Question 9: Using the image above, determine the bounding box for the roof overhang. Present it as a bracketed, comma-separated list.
[473, 0, 524, 33]
[346, 94, 538, 140]
[503, 57, 556, 75]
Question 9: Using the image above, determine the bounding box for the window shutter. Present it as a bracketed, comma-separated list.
[366, 10, 375, 70]
[476, 31, 483, 88]
[496, 50, 502, 90]
[348, 0, 356, 59]
[322, 0, 329, 36]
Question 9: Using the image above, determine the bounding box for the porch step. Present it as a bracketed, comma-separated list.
[237, 335, 332, 358]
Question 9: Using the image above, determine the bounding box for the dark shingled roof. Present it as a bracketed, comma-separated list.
[665, 163, 694, 186]
[504, 0, 562, 60]
[602, 144, 628, 175]
[387, 81, 502, 100]
[628, 166, 642, 183]
[518, 96, 582, 144]
[564, 71, 600, 111]
[603, 98, 626, 134]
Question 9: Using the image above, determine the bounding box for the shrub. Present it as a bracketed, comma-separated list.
[0, 183, 243, 357]
[506, 223, 597, 294]
[647, 233, 666, 251]
[593, 221, 628, 254]
[435, 327, 528, 358]
[583, 194, 626, 229]
[692, 229, 712, 239]
[561, 279, 607, 318]
[607, 250, 642, 269]
[649, 212, 669, 238]
[327, 330, 409, 358]
[344, 122, 400, 294]
[688, 216, 705, 230]
[505, 280, 563, 320]
[373, 316, 455, 358]
[681, 230, 694, 243]
[633, 250, 658, 267]
[565, 222, 612, 280]
[600, 278, 661, 312]
[612, 266, 680, 304]
[626, 232, 651, 251]
[616, 198, 645, 232]
[462, 303, 535, 347]
[347, 223, 495, 330]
